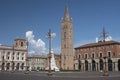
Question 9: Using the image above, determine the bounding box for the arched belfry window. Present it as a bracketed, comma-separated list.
[21, 42, 23, 47]
[16, 42, 18, 46]
[64, 25, 67, 29]
[64, 32, 66, 39]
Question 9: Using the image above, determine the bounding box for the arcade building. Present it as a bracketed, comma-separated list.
[74, 40, 120, 71]
[0, 38, 28, 71]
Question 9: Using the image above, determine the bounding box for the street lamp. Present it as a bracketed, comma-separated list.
[102, 28, 109, 76]
[47, 29, 54, 76]
[11, 45, 14, 73]
[102, 41, 109, 76]
[25, 39, 29, 74]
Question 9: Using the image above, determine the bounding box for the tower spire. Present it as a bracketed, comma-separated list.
[63, 5, 71, 21]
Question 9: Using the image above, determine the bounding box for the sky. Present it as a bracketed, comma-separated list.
[0, 0, 120, 54]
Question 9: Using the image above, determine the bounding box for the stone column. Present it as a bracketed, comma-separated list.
[115, 62, 118, 71]
[4, 63, 6, 71]
[0, 62, 1, 70]
[98, 62, 100, 71]
[89, 63, 91, 71]
[96, 63, 98, 71]
[81, 63, 84, 71]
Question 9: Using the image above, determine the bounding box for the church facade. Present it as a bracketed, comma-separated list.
[0, 38, 28, 71]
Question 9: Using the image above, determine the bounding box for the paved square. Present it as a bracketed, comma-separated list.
[0, 71, 120, 80]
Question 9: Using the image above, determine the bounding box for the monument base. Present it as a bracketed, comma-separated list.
[47, 72, 53, 76]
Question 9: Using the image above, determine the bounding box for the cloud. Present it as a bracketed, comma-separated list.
[26, 31, 46, 55]
[105, 36, 112, 41]
[51, 33, 56, 38]
[46, 32, 56, 39]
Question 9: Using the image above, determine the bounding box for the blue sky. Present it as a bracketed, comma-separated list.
[0, 0, 120, 54]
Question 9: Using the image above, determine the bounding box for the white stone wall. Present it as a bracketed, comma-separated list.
[0, 49, 27, 71]
[28, 57, 47, 71]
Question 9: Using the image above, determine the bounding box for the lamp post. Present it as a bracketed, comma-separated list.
[102, 28, 109, 76]
[25, 39, 29, 74]
[47, 29, 53, 76]
[11, 45, 14, 73]
[103, 41, 109, 76]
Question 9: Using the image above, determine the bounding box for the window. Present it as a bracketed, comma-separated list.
[22, 57, 24, 60]
[7, 57, 9, 60]
[100, 53, 102, 58]
[2, 56, 4, 60]
[17, 52, 19, 55]
[64, 32, 66, 39]
[92, 53, 94, 59]
[7, 52, 10, 60]
[85, 54, 87, 59]
[16, 42, 18, 46]
[79, 55, 80, 59]
[108, 52, 111, 58]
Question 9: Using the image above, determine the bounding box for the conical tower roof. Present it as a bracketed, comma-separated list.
[63, 5, 71, 21]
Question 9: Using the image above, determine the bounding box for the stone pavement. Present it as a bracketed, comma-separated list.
[0, 71, 120, 80]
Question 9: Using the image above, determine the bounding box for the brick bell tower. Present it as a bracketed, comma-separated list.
[61, 5, 74, 70]
[14, 38, 27, 50]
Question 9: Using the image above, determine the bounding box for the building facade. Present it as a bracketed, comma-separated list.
[61, 5, 74, 70]
[0, 38, 28, 71]
[28, 55, 47, 71]
[74, 40, 120, 71]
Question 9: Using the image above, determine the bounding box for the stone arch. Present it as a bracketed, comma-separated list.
[74, 64, 75, 70]
[78, 59, 81, 70]
[21, 63, 24, 70]
[118, 59, 120, 71]
[12, 62, 15, 70]
[2, 63, 5, 70]
[99, 59, 103, 71]
[6, 63, 10, 70]
[85, 60, 88, 71]
[108, 59, 112, 71]
[92, 59, 96, 71]
[16, 63, 20, 70]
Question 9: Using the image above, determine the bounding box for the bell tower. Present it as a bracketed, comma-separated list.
[61, 5, 74, 70]
[14, 38, 27, 50]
